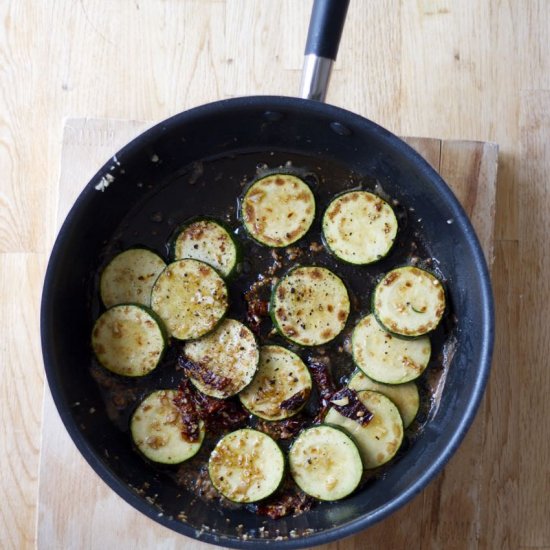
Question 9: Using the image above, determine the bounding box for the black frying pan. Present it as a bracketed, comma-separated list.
[41, 1, 494, 548]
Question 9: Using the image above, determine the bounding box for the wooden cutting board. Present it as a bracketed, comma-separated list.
[38, 118, 497, 549]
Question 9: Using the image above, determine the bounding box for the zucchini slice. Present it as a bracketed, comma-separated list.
[100, 248, 166, 308]
[239, 345, 312, 421]
[271, 266, 350, 346]
[172, 218, 239, 278]
[325, 390, 403, 469]
[288, 425, 362, 501]
[91, 304, 166, 377]
[183, 318, 259, 399]
[131, 389, 205, 464]
[373, 266, 446, 337]
[150, 259, 228, 340]
[322, 191, 398, 264]
[348, 370, 419, 428]
[352, 313, 431, 384]
[241, 173, 315, 247]
[208, 429, 284, 503]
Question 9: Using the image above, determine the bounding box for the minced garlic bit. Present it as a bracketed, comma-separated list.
[331, 396, 349, 406]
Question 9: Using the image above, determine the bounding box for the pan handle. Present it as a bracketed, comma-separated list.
[300, 0, 350, 102]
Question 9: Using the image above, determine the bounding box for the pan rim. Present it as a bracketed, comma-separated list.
[41, 95, 494, 548]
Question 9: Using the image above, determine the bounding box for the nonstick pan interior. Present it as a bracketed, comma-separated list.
[41, 96, 493, 548]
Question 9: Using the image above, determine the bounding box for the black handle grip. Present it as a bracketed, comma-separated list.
[304, 0, 350, 60]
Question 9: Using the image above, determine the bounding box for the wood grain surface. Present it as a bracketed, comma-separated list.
[0, 1, 548, 548]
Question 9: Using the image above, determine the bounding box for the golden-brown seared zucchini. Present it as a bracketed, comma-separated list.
[325, 390, 403, 469]
[131, 389, 205, 464]
[172, 218, 239, 278]
[271, 266, 350, 346]
[183, 318, 259, 399]
[92, 304, 166, 377]
[150, 259, 228, 340]
[322, 191, 398, 264]
[348, 370, 420, 428]
[352, 313, 431, 384]
[208, 429, 285, 503]
[100, 248, 166, 308]
[241, 173, 315, 247]
[288, 425, 362, 501]
[239, 345, 312, 421]
[373, 266, 446, 337]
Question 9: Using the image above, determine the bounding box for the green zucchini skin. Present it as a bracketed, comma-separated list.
[91, 303, 167, 377]
[348, 370, 420, 428]
[183, 318, 260, 399]
[372, 266, 446, 337]
[170, 217, 240, 278]
[351, 313, 431, 384]
[270, 265, 350, 346]
[150, 259, 229, 341]
[288, 424, 362, 501]
[240, 173, 316, 247]
[208, 428, 285, 503]
[325, 390, 404, 469]
[100, 248, 166, 308]
[131, 389, 205, 465]
[239, 345, 312, 421]
[322, 190, 398, 265]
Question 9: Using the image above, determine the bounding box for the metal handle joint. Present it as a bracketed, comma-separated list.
[299, 54, 334, 102]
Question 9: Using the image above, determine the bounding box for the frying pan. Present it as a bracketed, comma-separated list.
[41, 1, 494, 548]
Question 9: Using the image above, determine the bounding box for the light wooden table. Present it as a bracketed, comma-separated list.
[1, 1, 548, 549]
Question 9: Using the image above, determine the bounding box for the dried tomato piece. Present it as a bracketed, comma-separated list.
[256, 488, 313, 519]
[172, 378, 202, 442]
[243, 276, 272, 335]
[308, 360, 337, 422]
[280, 389, 308, 411]
[330, 387, 373, 425]
[174, 377, 248, 437]
[308, 361, 336, 407]
[245, 297, 269, 334]
[194, 391, 248, 433]
[255, 415, 307, 440]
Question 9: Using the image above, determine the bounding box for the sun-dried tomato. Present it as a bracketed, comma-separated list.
[245, 297, 269, 334]
[172, 378, 202, 442]
[255, 415, 307, 440]
[308, 361, 336, 406]
[256, 488, 313, 519]
[193, 391, 248, 434]
[329, 387, 373, 425]
[280, 388, 308, 411]
[308, 360, 337, 422]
